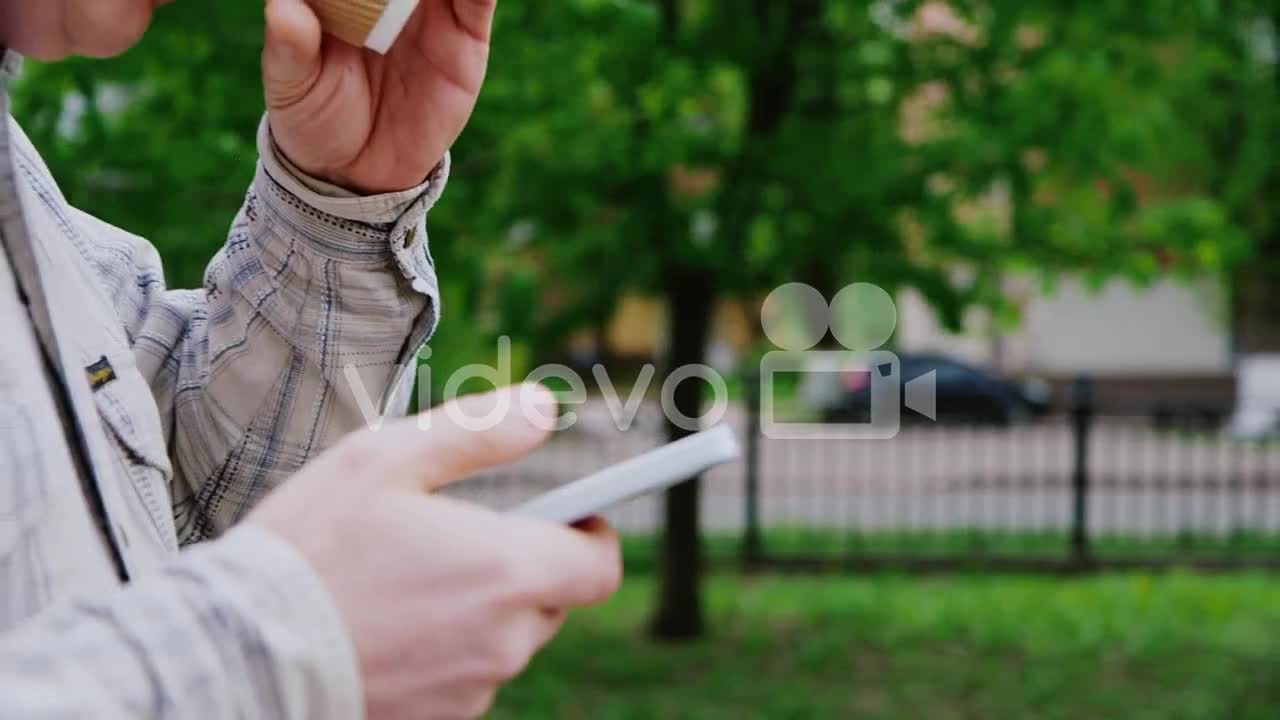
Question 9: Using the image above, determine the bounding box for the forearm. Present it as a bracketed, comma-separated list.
[0, 527, 360, 719]
[136, 119, 447, 541]
[212, 119, 444, 396]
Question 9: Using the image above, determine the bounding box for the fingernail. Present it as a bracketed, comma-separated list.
[520, 384, 559, 431]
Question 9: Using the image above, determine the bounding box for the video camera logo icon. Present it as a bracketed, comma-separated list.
[759, 282, 936, 440]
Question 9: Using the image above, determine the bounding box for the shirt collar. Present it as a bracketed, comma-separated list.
[1, 49, 21, 88]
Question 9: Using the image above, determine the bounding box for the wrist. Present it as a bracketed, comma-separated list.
[267, 123, 434, 196]
[257, 117, 448, 225]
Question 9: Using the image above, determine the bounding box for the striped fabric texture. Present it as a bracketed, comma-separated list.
[0, 50, 444, 719]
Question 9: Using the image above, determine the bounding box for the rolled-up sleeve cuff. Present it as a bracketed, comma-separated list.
[258, 117, 448, 224]
[255, 117, 443, 299]
[191, 525, 365, 720]
[251, 117, 442, 372]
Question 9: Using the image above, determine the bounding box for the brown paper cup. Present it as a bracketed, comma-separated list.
[309, 0, 419, 53]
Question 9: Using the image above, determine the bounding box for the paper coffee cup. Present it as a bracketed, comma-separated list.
[309, 0, 420, 54]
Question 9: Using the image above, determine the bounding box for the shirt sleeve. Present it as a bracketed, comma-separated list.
[0, 526, 363, 720]
[73, 116, 447, 544]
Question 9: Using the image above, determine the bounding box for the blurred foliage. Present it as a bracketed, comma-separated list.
[11, 0, 1277, 358]
[12, 3, 265, 286]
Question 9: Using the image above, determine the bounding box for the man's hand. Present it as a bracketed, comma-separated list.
[261, 0, 493, 193]
[248, 385, 622, 719]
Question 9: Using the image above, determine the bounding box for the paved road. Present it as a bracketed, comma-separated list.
[445, 402, 1280, 536]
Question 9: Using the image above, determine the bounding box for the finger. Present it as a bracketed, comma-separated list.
[409, 496, 620, 608]
[450, 0, 499, 43]
[510, 606, 565, 670]
[263, 0, 324, 109]
[521, 519, 622, 608]
[571, 515, 610, 533]
[529, 608, 566, 657]
[64, 0, 155, 57]
[373, 384, 558, 493]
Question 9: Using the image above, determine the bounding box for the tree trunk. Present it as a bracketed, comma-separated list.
[1234, 232, 1280, 353]
[650, 267, 716, 640]
[1230, 31, 1280, 354]
[646, 0, 818, 642]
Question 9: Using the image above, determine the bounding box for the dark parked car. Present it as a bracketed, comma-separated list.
[822, 353, 1051, 426]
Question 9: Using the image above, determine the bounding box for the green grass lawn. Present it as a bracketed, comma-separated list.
[492, 572, 1280, 719]
[622, 531, 1280, 571]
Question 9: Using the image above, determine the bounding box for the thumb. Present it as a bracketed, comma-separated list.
[377, 384, 559, 493]
[451, 0, 499, 43]
[262, 0, 323, 109]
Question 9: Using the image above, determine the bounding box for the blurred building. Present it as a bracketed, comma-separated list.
[896, 276, 1235, 415]
[599, 273, 1239, 417]
[604, 295, 753, 374]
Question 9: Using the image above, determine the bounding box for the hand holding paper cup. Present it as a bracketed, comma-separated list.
[265, 0, 493, 193]
[308, 0, 420, 53]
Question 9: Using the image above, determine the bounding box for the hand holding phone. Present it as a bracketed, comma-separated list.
[512, 425, 741, 524]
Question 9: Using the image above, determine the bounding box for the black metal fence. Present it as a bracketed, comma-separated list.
[446, 381, 1280, 572]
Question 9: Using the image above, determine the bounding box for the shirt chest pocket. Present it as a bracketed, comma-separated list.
[86, 349, 179, 549]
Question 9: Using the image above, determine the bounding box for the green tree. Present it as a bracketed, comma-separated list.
[465, 0, 1271, 639]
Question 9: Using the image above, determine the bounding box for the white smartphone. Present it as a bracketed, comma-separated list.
[512, 425, 741, 524]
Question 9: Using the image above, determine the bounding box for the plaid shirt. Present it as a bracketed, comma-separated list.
[0, 51, 443, 718]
